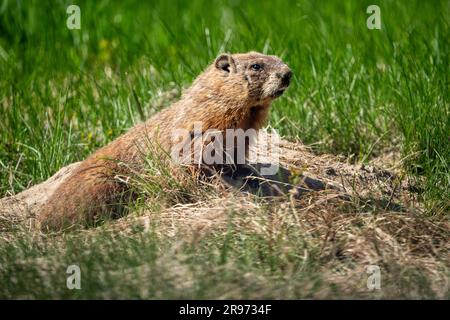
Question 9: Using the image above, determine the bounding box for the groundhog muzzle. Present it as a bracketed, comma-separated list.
[38, 51, 292, 231]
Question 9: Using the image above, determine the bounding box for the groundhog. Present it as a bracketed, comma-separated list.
[38, 52, 292, 231]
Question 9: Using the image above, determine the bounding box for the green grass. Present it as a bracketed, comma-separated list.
[0, 0, 449, 299]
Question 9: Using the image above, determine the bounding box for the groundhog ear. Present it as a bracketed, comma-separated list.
[214, 54, 236, 74]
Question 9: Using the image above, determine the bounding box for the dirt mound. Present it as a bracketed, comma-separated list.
[0, 136, 415, 231]
[1, 136, 448, 297]
[0, 163, 80, 231]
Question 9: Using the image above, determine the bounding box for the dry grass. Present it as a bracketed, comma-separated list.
[0, 135, 448, 299]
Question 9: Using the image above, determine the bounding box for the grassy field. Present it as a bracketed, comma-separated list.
[0, 0, 449, 299]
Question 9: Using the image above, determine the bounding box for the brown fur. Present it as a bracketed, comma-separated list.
[38, 52, 292, 231]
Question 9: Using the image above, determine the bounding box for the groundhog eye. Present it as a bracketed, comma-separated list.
[250, 63, 262, 71]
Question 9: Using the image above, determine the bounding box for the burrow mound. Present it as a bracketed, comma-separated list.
[0, 135, 415, 232]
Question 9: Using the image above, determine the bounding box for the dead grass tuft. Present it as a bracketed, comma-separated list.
[1, 134, 448, 298]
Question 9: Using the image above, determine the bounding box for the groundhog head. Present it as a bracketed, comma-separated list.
[214, 51, 292, 102]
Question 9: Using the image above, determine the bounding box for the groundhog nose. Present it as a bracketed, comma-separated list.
[277, 69, 292, 87]
[281, 70, 292, 86]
